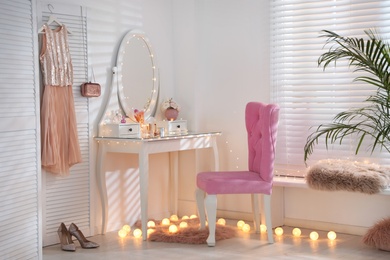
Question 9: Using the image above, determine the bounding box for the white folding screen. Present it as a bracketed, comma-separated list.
[38, 2, 90, 246]
[0, 0, 42, 259]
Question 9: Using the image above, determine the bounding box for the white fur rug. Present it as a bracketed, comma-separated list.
[305, 160, 390, 194]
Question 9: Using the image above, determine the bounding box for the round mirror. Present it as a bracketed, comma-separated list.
[116, 30, 158, 122]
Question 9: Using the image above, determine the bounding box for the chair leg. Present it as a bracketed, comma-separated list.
[195, 188, 206, 229]
[262, 194, 274, 243]
[251, 194, 260, 234]
[204, 194, 217, 247]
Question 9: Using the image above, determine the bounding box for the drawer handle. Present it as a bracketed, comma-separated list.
[177, 125, 181, 128]
[128, 128, 133, 132]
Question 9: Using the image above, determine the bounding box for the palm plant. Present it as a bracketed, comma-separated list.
[304, 29, 390, 163]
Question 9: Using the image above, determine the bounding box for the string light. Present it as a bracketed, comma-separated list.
[181, 215, 189, 220]
[170, 215, 179, 221]
[260, 224, 267, 233]
[275, 227, 284, 236]
[179, 222, 188, 228]
[242, 223, 251, 232]
[310, 231, 319, 241]
[292, 228, 301, 237]
[122, 224, 131, 234]
[237, 220, 245, 229]
[190, 214, 197, 219]
[169, 224, 178, 233]
[147, 220, 156, 228]
[133, 228, 142, 238]
[161, 218, 170, 225]
[118, 229, 127, 238]
[217, 218, 226, 225]
[327, 231, 337, 240]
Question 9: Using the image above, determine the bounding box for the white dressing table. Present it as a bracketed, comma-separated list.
[95, 131, 221, 240]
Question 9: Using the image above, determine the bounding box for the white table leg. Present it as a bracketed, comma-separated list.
[96, 142, 108, 234]
[169, 151, 179, 215]
[211, 137, 219, 171]
[139, 146, 149, 241]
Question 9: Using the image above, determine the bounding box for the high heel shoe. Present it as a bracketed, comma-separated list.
[57, 223, 76, 252]
[69, 223, 99, 249]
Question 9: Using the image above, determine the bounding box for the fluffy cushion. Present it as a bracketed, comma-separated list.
[362, 217, 390, 251]
[306, 160, 390, 194]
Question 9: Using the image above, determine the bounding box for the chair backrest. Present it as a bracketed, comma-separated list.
[246, 102, 280, 183]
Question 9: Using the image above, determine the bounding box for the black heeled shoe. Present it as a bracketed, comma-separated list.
[57, 223, 76, 252]
[69, 223, 99, 249]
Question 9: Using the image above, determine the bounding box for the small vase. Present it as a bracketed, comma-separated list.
[165, 108, 179, 121]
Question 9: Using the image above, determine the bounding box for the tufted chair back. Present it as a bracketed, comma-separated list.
[246, 102, 280, 183]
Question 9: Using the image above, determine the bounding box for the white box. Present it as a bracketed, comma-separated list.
[99, 123, 141, 138]
[157, 120, 188, 135]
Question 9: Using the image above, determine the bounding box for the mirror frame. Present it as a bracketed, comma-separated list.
[116, 29, 159, 122]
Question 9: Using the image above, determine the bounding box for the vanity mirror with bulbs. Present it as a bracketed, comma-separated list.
[95, 29, 221, 240]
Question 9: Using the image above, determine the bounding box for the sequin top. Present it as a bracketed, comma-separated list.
[40, 23, 73, 87]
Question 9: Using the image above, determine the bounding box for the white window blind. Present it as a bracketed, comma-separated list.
[271, 0, 390, 176]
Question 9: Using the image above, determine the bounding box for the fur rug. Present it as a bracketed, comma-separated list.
[362, 217, 390, 251]
[134, 218, 236, 244]
[305, 160, 390, 194]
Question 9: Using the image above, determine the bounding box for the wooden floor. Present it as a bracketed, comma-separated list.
[43, 224, 390, 259]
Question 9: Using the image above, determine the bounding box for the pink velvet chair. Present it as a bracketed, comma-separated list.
[196, 102, 279, 246]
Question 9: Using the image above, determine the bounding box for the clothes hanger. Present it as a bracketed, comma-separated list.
[37, 4, 73, 34]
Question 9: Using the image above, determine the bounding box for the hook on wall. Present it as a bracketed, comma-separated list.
[48, 4, 54, 13]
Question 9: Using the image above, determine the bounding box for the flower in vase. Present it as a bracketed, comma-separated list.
[134, 109, 145, 123]
[161, 98, 180, 112]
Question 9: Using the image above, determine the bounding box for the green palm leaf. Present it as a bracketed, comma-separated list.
[304, 29, 390, 162]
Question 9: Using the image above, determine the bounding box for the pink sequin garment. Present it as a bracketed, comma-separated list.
[40, 23, 82, 176]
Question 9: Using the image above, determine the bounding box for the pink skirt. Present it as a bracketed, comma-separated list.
[41, 85, 82, 176]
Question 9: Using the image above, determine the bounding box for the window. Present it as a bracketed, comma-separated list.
[271, 0, 390, 176]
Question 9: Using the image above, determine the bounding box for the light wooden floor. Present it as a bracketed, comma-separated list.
[43, 225, 390, 259]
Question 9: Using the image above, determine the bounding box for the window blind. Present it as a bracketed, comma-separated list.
[270, 0, 390, 176]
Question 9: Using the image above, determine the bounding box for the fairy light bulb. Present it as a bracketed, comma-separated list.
[161, 218, 170, 225]
[310, 231, 319, 241]
[237, 220, 245, 229]
[275, 227, 284, 236]
[327, 231, 337, 240]
[190, 214, 197, 219]
[170, 214, 179, 221]
[217, 218, 226, 225]
[292, 228, 301, 237]
[181, 215, 189, 220]
[179, 222, 188, 228]
[260, 224, 267, 233]
[169, 224, 178, 233]
[122, 224, 131, 234]
[147, 228, 155, 236]
[242, 223, 251, 232]
[118, 229, 127, 238]
[133, 228, 142, 238]
[147, 220, 156, 228]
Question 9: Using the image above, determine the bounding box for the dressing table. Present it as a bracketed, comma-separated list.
[95, 30, 220, 240]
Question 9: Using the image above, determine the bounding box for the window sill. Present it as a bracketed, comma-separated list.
[273, 176, 390, 195]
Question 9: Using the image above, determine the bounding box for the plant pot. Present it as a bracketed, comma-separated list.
[165, 108, 179, 121]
